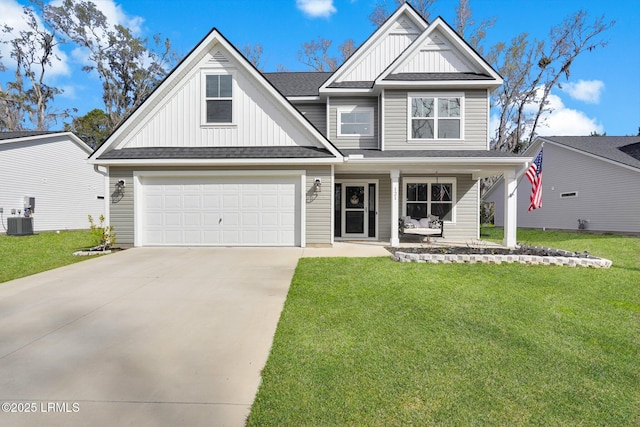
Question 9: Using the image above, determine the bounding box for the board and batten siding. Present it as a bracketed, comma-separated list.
[116, 50, 325, 150]
[0, 135, 105, 232]
[295, 103, 327, 136]
[399, 174, 479, 240]
[398, 29, 477, 74]
[488, 143, 640, 233]
[341, 32, 419, 82]
[108, 166, 332, 246]
[329, 97, 378, 150]
[384, 89, 487, 150]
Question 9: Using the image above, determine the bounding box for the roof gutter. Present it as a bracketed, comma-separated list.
[88, 157, 343, 167]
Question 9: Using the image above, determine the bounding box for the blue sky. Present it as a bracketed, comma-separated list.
[2, 0, 639, 136]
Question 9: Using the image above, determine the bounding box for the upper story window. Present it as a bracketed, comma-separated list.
[337, 107, 374, 137]
[409, 93, 463, 140]
[204, 73, 233, 124]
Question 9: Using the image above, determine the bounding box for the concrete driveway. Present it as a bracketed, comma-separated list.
[0, 247, 304, 427]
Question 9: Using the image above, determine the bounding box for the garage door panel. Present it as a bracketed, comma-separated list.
[261, 194, 278, 209]
[184, 212, 201, 227]
[165, 195, 182, 209]
[203, 195, 220, 209]
[222, 230, 240, 244]
[222, 212, 239, 226]
[261, 212, 278, 226]
[222, 194, 240, 209]
[203, 230, 221, 244]
[242, 194, 260, 209]
[241, 212, 259, 226]
[183, 195, 201, 209]
[165, 213, 182, 226]
[184, 230, 201, 244]
[145, 194, 163, 209]
[146, 212, 163, 226]
[203, 212, 220, 226]
[140, 175, 300, 246]
[164, 230, 182, 243]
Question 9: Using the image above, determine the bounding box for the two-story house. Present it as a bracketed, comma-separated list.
[89, 4, 528, 248]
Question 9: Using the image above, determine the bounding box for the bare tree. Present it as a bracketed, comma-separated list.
[297, 37, 337, 72]
[242, 43, 263, 70]
[491, 10, 614, 153]
[454, 0, 495, 55]
[338, 39, 356, 63]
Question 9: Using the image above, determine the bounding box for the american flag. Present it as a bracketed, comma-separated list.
[526, 149, 543, 211]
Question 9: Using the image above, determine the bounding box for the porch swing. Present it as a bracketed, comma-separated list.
[399, 172, 445, 239]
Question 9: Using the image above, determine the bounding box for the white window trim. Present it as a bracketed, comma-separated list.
[201, 70, 236, 127]
[336, 106, 374, 137]
[402, 177, 457, 223]
[407, 92, 464, 142]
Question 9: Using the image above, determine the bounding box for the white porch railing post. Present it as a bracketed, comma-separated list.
[503, 169, 518, 247]
[391, 169, 400, 246]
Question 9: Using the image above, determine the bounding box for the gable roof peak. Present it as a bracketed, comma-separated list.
[90, 26, 342, 161]
[374, 14, 502, 87]
[320, 3, 428, 91]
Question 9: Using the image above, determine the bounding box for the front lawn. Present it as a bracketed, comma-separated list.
[248, 230, 640, 426]
[0, 230, 98, 283]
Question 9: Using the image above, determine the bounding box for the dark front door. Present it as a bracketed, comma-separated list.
[345, 185, 366, 236]
[336, 181, 376, 239]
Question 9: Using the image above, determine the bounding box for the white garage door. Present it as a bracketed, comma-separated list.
[140, 175, 300, 246]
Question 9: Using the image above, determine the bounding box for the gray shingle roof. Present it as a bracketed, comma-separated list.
[385, 72, 493, 81]
[0, 131, 58, 141]
[327, 81, 374, 89]
[541, 136, 640, 170]
[341, 149, 522, 158]
[98, 146, 336, 160]
[263, 72, 332, 97]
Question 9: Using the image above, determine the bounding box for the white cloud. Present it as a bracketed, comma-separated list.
[531, 92, 603, 136]
[559, 79, 604, 104]
[296, 0, 337, 18]
[490, 89, 603, 139]
[0, 0, 70, 78]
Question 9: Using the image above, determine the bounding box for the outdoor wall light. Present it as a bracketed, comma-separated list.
[313, 178, 322, 193]
[115, 179, 126, 195]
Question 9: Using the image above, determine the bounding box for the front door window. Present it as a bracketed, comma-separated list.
[345, 186, 365, 234]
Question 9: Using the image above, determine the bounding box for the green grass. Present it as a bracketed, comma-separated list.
[248, 229, 640, 426]
[0, 230, 99, 283]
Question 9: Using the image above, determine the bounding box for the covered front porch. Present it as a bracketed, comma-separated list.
[333, 150, 531, 248]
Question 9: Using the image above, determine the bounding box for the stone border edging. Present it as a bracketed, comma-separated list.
[393, 252, 612, 268]
[73, 250, 111, 256]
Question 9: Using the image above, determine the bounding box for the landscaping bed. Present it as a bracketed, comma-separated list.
[387, 245, 612, 267]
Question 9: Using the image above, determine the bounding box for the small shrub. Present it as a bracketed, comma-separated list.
[88, 214, 116, 250]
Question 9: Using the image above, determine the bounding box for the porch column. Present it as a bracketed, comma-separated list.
[503, 169, 518, 247]
[390, 169, 400, 246]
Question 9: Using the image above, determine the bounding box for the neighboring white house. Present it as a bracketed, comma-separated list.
[0, 131, 106, 233]
[484, 136, 640, 234]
